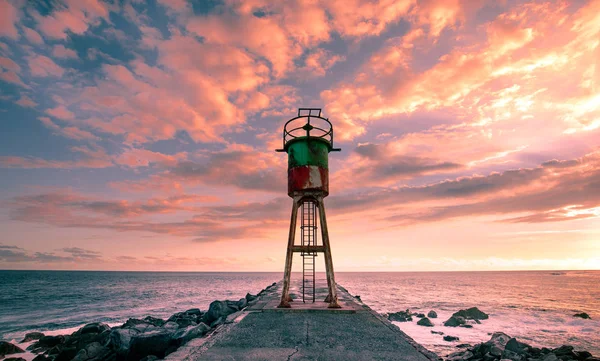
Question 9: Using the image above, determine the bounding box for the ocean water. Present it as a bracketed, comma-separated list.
[0, 270, 598, 357]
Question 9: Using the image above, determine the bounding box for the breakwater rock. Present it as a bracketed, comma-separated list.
[445, 332, 599, 361]
[17, 282, 277, 361]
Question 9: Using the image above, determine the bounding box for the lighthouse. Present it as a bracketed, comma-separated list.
[276, 108, 341, 308]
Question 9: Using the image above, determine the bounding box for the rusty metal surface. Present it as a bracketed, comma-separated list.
[288, 165, 329, 196]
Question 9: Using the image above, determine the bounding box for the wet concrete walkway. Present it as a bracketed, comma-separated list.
[167, 279, 439, 361]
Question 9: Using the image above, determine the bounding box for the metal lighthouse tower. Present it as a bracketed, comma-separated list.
[276, 108, 341, 309]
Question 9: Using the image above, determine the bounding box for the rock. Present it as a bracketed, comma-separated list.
[444, 315, 466, 327]
[128, 328, 176, 360]
[210, 316, 225, 328]
[505, 338, 531, 354]
[143, 316, 166, 327]
[574, 351, 592, 360]
[431, 330, 444, 335]
[20, 332, 45, 343]
[573, 313, 590, 319]
[456, 344, 471, 348]
[72, 342, 114, 361]
[388, 309, 413, 322]
[237, 297, 247, 309]
[185, 308, 202, 316]
[444, 335, 460, 342]
[167, 311, 200, 328]
[355, 295, 362, 301]
[172, 323, 211, 345]
[427, 310, 437, 318]
[32, 355, 50, 361]
[502, 349, 524, 361]
[107, 328, 139, 357]
[121, 319, 158, 333]
[553, 345, 578, 360]
[64, 323, 111, 353]
[140, 356, 158, 361]
[415, 313, 426, 318]
[417, 317, 434, 327]
[543, 354, 558, 361]
[459, 324, 474, 328]
[27, 335, 65, 353]
[80, 323, 111, 335]
[474, 332, 512, 358]
[452, 307, 489, 320]
[202, 300, 240, 325]
[0, 341, 25, 357]
[52, 345, 78, 361]
[245, 293, 258, 302]
[162, 321, 179, 331]
[4, 358, 26, 361]
[447, 350, 473, 361]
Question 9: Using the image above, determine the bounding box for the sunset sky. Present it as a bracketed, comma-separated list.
[1, 0, 599, 272]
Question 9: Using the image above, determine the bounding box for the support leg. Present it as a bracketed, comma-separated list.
[278, 197, 300, 308]
[317, 197, 341, 308]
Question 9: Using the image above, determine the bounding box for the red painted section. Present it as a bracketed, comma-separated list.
[288, 166, 329, 196]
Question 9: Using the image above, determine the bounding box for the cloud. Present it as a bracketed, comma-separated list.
[28, 55, 64, 77]
[52, 44, 78, 59]
[16, 95, 37, 107]
[34, 0, 110, 39]
[0, 144, 112, 169]
[23, 27, 43, 44]
[61, 247, 101, 259]
[0, 0, 19, 39]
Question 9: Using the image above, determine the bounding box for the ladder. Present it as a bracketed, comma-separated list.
[300, 200, 317, 303]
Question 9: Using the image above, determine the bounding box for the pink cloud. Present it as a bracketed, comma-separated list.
[299, 49, 346, 77]
[23, 27, 44, 44]
[115, 148, 188, 168]
[0, 145, 112, 169]
[28, 55, 64, 77]
[0, 0, 19, 39]
[34, 0, 109, 39]
[0, 56, 20, 72]
[16, 95, 37, 107]
[0, 70, 27, 87]
[46, 105, 75, 120]
[52, 44, 78, 59]
[61, 127, 100, 141]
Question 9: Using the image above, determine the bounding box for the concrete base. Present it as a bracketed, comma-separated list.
[166, 279, 439, 361]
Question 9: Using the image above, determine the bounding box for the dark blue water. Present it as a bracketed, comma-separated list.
[1, 270, 598, 357]
[0, 271, 280, 341]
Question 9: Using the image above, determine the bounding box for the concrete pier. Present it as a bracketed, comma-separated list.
[167, 279, 439, 361]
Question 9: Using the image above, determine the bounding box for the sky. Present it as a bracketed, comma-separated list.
[0, 0, 599, 272]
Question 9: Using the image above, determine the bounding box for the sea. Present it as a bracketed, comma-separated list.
[1, 270, 598, 357]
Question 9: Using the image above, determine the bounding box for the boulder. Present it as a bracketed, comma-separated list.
[121, 319, 159, 333]
[505, 338, 531, 355]
[32, 355, 50, 361]
[143, 316, 166, 327]
[415, 313, 426, 318]
[502, 349, 524, 361]
[167, 312, 199, 328]
[107, 328, 139, 357]
[479, 332, 512, 358]
[140, 356, 158, 361]
[459, 324, 473, 328]
[52, 345, 78, 361]
[202, 300, 239, 325]
[237, 298, 247, 309]
[417, 317, 434, 327]
[245, 293, 258, 302]
[444, 335, 460, 342]
[72, 342, 114, 361]
[431, 330, 444, 335]
[185, 308, 202, 316]
[452, 307, 489, 320]
[128, 328, 176, 360]
[4, 358, 26, 361]
[543, 354, 559, 361]
[448, 351, 473, 361]
[444, 315, 466, 327]
[573, 313, 590, 319]
[553, 345, 578, 360]
[0, 341, 25, 357]
[27, 335, 65, 353]
[20, 332, 45, 343]
[574, 351, 593, 360]
[387, 309, 413, 322]
[80, 323, 111, 335]
[172, 323, 211, 345]
[162, 321, 179, 331]
[427, 310, 437, 318]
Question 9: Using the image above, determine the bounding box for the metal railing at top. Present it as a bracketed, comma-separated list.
[276, 108, 341, 152]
